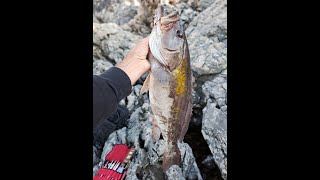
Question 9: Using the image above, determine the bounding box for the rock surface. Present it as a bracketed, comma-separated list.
[93, 23, 142, 64]
[186, 0, 227, 77]
[201, 70, 227, 179]
[93, 0, 140, 25]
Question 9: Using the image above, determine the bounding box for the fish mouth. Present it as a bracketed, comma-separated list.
[159, 4, 180, 25]
[161, 14, 180, 25]
[164, 48, 178, 52]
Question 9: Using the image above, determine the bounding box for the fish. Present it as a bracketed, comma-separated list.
[140, 4, 192, 172]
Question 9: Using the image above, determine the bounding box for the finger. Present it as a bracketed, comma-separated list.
[140, 36, 150, 49]
[137, 36, 150, 57]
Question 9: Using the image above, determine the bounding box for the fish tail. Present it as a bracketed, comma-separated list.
[162, 144, 181, 172]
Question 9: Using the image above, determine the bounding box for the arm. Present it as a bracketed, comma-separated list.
[93, 36, 150, 129]
[93, 67, 131, 129]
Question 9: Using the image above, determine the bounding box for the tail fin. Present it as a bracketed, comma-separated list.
[162, 144, 181, 173]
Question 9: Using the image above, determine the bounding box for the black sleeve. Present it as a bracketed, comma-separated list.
[93, 67, 132, 129]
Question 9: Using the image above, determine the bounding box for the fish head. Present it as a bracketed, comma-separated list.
[149, 4, 186, 71]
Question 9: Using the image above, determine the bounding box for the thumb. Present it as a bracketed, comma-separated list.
[140, 36, 150, 54]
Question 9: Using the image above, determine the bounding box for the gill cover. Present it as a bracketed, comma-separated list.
[149, 4, 185, 72]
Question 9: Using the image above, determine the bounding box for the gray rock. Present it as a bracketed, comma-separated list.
[124, 0, 159, 36]
[136, 163, 165, 180]
[93, 0, 139, 25]
[93, 59, 113, 75]
[186, 0, 227, 77]
[126, 107, 145, 147]
[201, 99, 227, 179]
[126, 147, 150, 179]
[93, 146, 100, 166]
[148, 139, 165, 165]
[192, 89, 201, 108]
[188, 162, 203, 180]
[93, 43, 105, 62]
[178, 142, 203, 180]
[175, 2, 199, 29]
[187, 0, 227, 37]
[93, 23, 142, 64]
[198, 0, 216, 11]
[186, 0, 215, 12]
[178, 142, 194, 177]
[166, 165, 185, 180]
[93, 164, 100, 176]
[116, 107, 153, 179]
[202, 69, 227, 113]
[93, 13, 99, 23]
[126, 84, 147, 112]
[201, 154, 215, 169]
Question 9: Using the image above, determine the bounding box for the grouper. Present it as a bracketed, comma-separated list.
[140, 4, 192, 172]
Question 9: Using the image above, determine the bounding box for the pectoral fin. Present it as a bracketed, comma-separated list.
[168, 56, 182, 72]
[140, 74, 151, 95]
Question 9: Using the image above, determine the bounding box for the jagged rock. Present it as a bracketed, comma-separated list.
[93, 164, 100, 176]
[136, 164, 165, 180]
[175, 2, 199, 29]
[197, 0, 215, 11]
[201, 154, 215, 169]
[201, 99, 227, 179]
[188, 0, 227, 40]
[93, 59, 113, 75]
[124, 0, 157, 36]
[93, 23, 142, 64]
[93, 0, 140, 25]
[186, 0, 227, 77]
[186, 0, 214, 12]
[93, 146, 100, 166]
[202, 69, 227, 113]
[188, 162, 203, 180]
[192, 89, 201, 108]
[166, 165, 185, 180]
[126, 85, 148, 112]
[178, 142, 203, 180]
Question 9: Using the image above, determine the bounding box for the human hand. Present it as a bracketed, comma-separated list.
[116, 36, 150, 85]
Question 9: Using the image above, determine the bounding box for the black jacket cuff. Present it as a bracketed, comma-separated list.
[98, 67, 132, 101]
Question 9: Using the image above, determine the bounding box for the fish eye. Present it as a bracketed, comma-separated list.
[176, 30, 183, 38]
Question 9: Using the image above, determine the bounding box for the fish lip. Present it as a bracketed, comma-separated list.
[164, 48, 178, 52]
[158, 4, 180, 25]
[164, 11, 179, 19]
